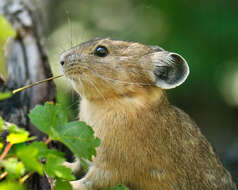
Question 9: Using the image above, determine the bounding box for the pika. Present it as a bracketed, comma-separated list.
[60, 38, 236, 190]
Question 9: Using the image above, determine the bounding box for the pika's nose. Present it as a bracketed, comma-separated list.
[60, 60, 65, 66]
[59, 54, 65, 66]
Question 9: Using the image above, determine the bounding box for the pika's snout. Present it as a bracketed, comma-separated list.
[59, 53, 65, 66]
[59, 51, 81, 67]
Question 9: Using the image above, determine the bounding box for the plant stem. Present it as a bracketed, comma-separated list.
[12, 75, 63, 94]
[19, 171, 34, 184]
[0, 171, 8, 180]
[0, 143, 13, 162]
[45, 138, 52, 145]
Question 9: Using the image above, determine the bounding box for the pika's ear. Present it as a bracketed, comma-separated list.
[149, 45, 164, 52]
[152, 52, 189, 89]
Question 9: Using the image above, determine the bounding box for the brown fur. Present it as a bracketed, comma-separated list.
[60, 38, 237, 190]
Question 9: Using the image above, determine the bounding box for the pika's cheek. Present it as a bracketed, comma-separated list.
[70, 79, 77, 89]
[70, 79, 81, 94]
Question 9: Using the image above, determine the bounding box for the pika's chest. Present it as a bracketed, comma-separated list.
[81, 100, 148, 149]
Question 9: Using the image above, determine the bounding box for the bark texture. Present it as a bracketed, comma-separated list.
[0, 0, 54, 189]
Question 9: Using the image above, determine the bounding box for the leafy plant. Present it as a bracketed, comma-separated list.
[28, 102, 100, 169]
[0, 102, 128, 190]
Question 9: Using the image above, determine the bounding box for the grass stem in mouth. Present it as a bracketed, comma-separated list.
[12, 75, 64, 94]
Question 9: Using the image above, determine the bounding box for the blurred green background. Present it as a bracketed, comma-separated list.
[0, 0, 237, 172]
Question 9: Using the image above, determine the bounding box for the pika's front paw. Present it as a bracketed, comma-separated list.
[70, 179, 92, 190]
[64, 161, 81, 174]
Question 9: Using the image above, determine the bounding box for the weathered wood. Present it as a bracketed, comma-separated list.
[0, 0, 55, 189]
[0, 0, 55, 135]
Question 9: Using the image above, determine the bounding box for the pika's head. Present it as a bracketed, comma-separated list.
[60, 38, 189, 100]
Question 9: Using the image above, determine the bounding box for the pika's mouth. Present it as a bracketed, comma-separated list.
[64, 67, 83, 75]
[62, 63, 87, 80]
[63, 71, 81, 81]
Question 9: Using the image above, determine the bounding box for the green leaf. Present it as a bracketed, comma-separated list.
[16, 144, 43, 175]
[0, 91, 12, 101]
[25, 142, 74, 180]
[30, 141, 64, 160]
[44, 154, 75, 180]
[29, 102, 68, 137]
[0, 181, 25, 190]
[0, 122, 32, 144]
[58, 121, 100, 161]
[1, 158, 25, 179]
[29, 103, 100, 161]
[4, 123, 30, 144]
[54, 179, 73, 190]
[7, 131, 29, 144]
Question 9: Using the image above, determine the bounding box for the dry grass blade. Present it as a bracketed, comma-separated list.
[12, 75, 64, 94]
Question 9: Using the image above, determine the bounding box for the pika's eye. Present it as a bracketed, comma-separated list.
[94, 46, 109, 57]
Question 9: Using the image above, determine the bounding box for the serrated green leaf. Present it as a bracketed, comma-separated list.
[29, 103, 100, 161]
[1, 158, 25, 179]
[0, 181, 25, 190]
[44, 154, 75, 180]
[7, 131, 29, 144]
[29, 142, 74, 181]
[54, 179, 73, 190]
[29, 102, 68, 137]
[16, 144, 43, 175]
[58, 121, 100, 161]
[30, 141, 64, 160]
[1, 122, 31, 144]
[0, 91, 12, 101]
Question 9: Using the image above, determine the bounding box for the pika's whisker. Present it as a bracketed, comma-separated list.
[78, 77, 85, 98]
[89, 69, 152, 86]
[82, 74, 106, 102]
[89, 69, 127, 98]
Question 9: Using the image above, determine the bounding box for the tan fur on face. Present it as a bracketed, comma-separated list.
[61, 38, 236, 190]
[62, 38, 156, 101]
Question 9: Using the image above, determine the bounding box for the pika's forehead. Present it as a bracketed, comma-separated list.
[75, 38, 153, 56]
